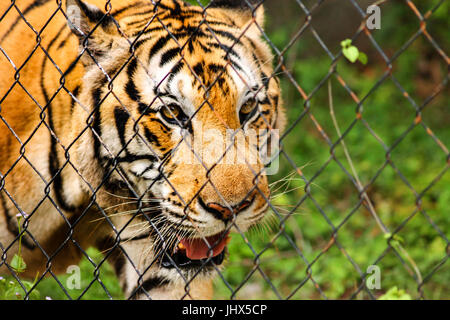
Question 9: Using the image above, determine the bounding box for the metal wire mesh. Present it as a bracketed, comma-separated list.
[0, 0, 448, 300]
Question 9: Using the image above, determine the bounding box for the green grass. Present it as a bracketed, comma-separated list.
[1, 248, 123, 300]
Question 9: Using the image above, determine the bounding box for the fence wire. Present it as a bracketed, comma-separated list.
[0, 0, 448, 300]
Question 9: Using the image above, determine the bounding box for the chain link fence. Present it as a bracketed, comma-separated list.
[0, 0, 448, 300]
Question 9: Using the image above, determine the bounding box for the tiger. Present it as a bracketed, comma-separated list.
[0, 0, 285, 299]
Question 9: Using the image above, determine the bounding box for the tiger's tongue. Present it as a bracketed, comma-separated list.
[180, 232, 229, 260]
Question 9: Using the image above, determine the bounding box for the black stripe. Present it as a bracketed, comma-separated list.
[0, 191, 36, 250]
[89, 62, 132, 177]
[75, 0, 114, 28]
[208, 42, 239, 58]
[261, 71, 270, 89]
[57, 31, 72, 49]
[193, 62, 204, 77]
[171, 0, 182, 16]
[102, 178, 128, 194]
[132, 277, 170, 298]
[125, 15, 155, 28]
[137, 25, 244, 53]
[193, 62, 205, 84]
[148, 35, 171, 59]
[112, 1, 148, 17]
[149, 118, 171, 134]
[142, 277, 169, 292]
[125, 81, 140, 102]
[122, 8, 157, 20]
[138, 102, 157, 115]
[130, 25, 166, 38]
[208, 63, 225, 73]
[201, 20, 236, 29]
[112, 253, 127, 276]
[125, 58, 141, 102]
[156, 92, 178, 100]
[159, 47, 181, 67]
[144, 127, 161, 147]
[127, 56, 138, 77]
[208, 28, 240, 44]
[89, 58, 124, 164]
[42, 24, 79, 213]
[217, 78, 227, 93]
[270, 94, 279, 109]
[252, 53, 261, 69]
[104, 153, 159, 165]
[0, 0, 47, 44]
[167, 61, 184, 84]
[229, 58, 245, 73]
[209, 0, 254, 10]
[70, 85, 80, 114]
[91, 87, 104, 162]
[48, 148, 79, 212]
[62, 57, 80, 79]
[114, 107, 130, 150]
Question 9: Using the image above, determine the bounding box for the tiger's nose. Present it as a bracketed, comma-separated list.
[199, 197, 253, 221]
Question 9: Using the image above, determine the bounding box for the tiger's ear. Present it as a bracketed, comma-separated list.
[209, 0, 265, 30]
[65, 0, 121, 64]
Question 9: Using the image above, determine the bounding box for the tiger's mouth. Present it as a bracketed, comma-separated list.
[159, 231, 230, 269]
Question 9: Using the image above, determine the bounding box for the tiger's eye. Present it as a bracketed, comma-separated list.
[239, 98, 258, 124]
[160, 103, 189, 127]
[241, 99, 257, 114]
[161, 104, 180, 120]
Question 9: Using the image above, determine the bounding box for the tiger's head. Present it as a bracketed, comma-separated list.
[67, 0, 285, 285]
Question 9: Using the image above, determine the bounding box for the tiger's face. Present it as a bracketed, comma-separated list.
[69, 0, 284, 281]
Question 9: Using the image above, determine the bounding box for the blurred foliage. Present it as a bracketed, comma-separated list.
[378, 286, 412, 300]
[1, 248, 123, 300]
[2, 0, 448, 300]
[213, 0, 449, 300]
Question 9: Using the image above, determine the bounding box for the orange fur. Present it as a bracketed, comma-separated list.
[0, 0, 284, 299]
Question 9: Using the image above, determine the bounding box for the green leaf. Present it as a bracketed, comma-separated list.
[378, 286, 412, 300]
[340, 39, 352, 48]
[343, 46, 359, 63]
[358, 52, 368, 65]
[11, 254, 27, 273]
[23, 280, 41, 300]
[393, 234, 404, 244]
